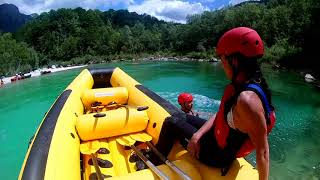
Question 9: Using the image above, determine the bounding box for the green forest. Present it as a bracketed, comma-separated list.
[0, 0, 319, 76]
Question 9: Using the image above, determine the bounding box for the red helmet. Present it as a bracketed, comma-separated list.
[216, 27, 264, 58]
[178, 93, 193, 104]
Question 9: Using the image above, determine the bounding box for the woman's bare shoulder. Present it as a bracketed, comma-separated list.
[237, 91, 263, 111]
[235, 91, 267, 132]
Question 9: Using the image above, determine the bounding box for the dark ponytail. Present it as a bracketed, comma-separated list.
[229, 54, 274, 110]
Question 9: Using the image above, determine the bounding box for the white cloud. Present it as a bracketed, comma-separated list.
[0, 0, 134, 14]
[200, 0, 216, 2]
[0, 0, 209, 23]
[128, 0, 209, 24]
[228, 0, 252, 5]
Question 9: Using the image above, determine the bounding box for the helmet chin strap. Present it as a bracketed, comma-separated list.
[231, 69, 238, 84]
[227, 56, 240, 84]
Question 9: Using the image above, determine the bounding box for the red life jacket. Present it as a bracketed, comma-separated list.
[213, 83, 276, 158]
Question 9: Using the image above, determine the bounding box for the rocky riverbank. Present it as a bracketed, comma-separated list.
[132, 56, 219, 62]
[0, 65, 86, 85]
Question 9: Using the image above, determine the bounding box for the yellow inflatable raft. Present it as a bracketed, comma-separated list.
[19, 67, 258, 180]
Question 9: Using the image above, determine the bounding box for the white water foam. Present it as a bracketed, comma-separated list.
[156, 92, 220, 120]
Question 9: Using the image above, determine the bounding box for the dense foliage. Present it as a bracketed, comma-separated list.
[0, 33, 38, 75]
[0, 0, 319, 75]
[181, 0, 319, 69]
[15, 9, 173, 65]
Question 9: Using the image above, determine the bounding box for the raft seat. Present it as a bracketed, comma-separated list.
[77, 85, 150, 141]
[81, 87, 129, 114]
[76, 107, 149, 141]
[78, 87, 154, 178]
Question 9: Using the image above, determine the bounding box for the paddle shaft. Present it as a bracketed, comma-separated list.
[145, 142, 192, 180]
[130, 145, 169, 180]
[91, 153, 104, 180]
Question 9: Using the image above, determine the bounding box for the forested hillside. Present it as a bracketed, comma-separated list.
[0, 0, 319, 76]
[0, 4, 32, 33]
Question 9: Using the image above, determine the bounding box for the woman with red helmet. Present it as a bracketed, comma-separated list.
[156, 27, 275, 180]
[178, 93, 199, 116]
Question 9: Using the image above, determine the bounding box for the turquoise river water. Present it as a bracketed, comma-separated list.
[0, 61, 319, 180]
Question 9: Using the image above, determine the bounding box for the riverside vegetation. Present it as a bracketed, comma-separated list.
[0, 0, 319, 77]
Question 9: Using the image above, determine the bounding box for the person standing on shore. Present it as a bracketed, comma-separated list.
[155, 27, 276, 180]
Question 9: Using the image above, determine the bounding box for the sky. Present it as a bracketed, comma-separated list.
[0, 0, 251, 23]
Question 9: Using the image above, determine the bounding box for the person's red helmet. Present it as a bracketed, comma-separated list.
[178, 93, 193, 104]
[216, 27, 264, 58]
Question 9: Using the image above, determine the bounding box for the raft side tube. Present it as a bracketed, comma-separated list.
[135, 85, 184, 117]
[19, 90, 72, 180]
[109, 68, 173, 143]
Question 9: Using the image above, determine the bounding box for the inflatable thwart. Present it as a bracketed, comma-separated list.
[19, 67, 258, 180]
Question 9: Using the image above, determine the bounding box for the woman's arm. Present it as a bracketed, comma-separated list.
[194, 113, 216, 137]
[253, 132, 269, 180]
[236, 91, 269, 180]
[187, 113, 216, 158]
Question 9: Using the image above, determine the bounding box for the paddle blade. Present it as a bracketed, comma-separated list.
[130, 132, 152, 142]
[116, 135, 135, 146]
[80, 140, 100, 155]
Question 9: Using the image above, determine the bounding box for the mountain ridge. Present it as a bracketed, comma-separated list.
[0, 3, 32, 32]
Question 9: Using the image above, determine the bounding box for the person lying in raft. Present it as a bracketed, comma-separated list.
[155, 27, 276, 180]
[178, 93, 199, 116]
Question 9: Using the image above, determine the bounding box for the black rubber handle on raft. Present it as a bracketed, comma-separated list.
[93, 113, 106, 118]
[137, 106, 149, 111]
[107, 101, 117, 106]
